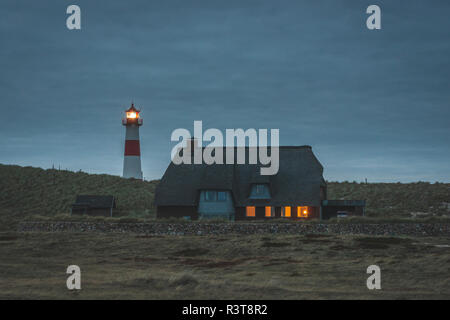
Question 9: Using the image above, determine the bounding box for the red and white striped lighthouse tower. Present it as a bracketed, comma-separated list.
[122, 103, 143, 179]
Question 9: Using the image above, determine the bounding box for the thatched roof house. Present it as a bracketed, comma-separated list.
[155, 146, 331, 220]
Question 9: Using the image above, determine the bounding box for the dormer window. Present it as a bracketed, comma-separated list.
[205, 191, 216, 201]
[204, 190, 228, 202]
[256, 184, 264, 194]
[217, 191, 227, 201]
[249, 184, 271, 199]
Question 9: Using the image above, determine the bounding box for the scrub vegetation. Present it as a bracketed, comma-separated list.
[1, 231, 449, 299]
[0, 164, 157, 231]
[327, 181, 450, 217]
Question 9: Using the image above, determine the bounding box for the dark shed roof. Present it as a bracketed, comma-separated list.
[155, 146, 325, 207]
[72, 195, 116, 208]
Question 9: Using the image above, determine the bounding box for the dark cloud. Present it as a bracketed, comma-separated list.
[0, 0, 449, 181]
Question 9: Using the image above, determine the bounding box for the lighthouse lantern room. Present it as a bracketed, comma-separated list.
[122, 103, 143, 179]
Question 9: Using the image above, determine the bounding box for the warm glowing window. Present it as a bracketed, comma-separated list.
[297, 206, 309, 218]
[246, 206, 255, 217]
[265, 206, 272, 217]
[284, 206, 291, 217]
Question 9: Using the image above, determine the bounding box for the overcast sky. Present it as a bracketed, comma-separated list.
[0, 0, 449, 182]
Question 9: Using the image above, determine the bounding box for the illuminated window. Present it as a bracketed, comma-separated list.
[246, 206, 256, 217]
[282, 206, 291, 217]
[265, 206, 272, 217]
[297, 206, 309, 218]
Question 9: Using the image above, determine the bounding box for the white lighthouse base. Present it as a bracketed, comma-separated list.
[123, 155, 143, 179]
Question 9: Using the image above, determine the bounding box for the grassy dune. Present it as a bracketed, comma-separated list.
[0, 164, 158, 230]
[327, 181, 450, 217]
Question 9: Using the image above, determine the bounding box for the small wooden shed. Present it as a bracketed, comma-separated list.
[71, 195, 116, 217]
[321, 200, 366, 220]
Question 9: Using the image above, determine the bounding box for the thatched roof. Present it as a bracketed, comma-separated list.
[155, 146, 325, 207]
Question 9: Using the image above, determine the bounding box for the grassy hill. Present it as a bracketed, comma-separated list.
[0, 164, 158, 229]
[0, 164, 449, 229]
[327, 181, 450, 217]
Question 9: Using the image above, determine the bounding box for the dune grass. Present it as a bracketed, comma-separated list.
[327, 181, 450, 217]
[1, 231, 449, 299]
[0, 164, 157, 230]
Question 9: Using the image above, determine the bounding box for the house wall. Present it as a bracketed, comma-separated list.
[71, 207, 112, 217]
[197, 191, 235, 220]
[308, 206, 320, 219]
[235, 207, 246, 220]
[235, 206, 320, 220]
[89, 208, 112, 217]
[321, 206, 364, 220]
[157, 206, 199, 220]
[71, 207, 87, 215]
[274, 206, 282, 218]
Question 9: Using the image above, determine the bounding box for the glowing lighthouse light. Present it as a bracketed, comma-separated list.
[126, 111, 138, 119]
[122, 103, 143, 180]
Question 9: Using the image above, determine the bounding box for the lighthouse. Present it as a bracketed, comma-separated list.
[122, 103, 143, 179]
